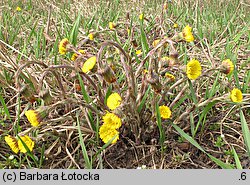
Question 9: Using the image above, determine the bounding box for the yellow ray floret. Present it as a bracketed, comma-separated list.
[109, 22, 115, 30]
[186, 59, 202, 80]
[230, 88, 243, 103]
[25, 110, 40, 127]
[71, 50, 85, 61]
[18, 135, 35, 153]
[82, 56, 96, 73]
[182, 25, 194, 42]
[165, 73, 175, 81]
[102, 112, 122, 129]
[99, 124, 119, 144]
[107, 93, 122, 110]
[159, 105, 171, 119]
[5, 135, 19, 154]
[58, 38, 69, 55]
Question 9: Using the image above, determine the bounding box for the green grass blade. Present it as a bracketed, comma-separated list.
[137, 86, 151, 113]
[187, 79, 197, 104]
[240, 110, 250, 157]
[76, 112, 92, 169]
[156, 102, 165, 153]
[232, 146, 242, 169]
[0, 89, 11, 120]
[78, 73, 90, 103]
[69, 14, 81, 46]
[17, 135, 39, 167]
[172, 124, 234, 169]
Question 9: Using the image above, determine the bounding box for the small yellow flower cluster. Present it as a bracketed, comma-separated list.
[159, 105, 171, 119]
[5, 135, 35, 154]
[186, 59, 202, 80]
[221, 59, 234, 75]
[88, 33, 95, 41]
[180, 25, 194, 42]
[16, 7, 22, 11]
[99, 93, 122, 144]
[109, 22, 115, 30]
[230, 88, 243, 103]
[82, 56, 97, 73]
[25, 107, 47, 127]
[107, 93, 122, 110]
[99, 112, 122, 144]
[136, 50, 142, 55]
[71, 50, 85, 61]
[58, 38, 69, 55]
[139, 13, 144, 20]
[165, 72, 175, 81]
[25, 110, 40, 127]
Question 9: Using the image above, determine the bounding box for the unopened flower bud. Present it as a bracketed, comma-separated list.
[220, 59, 234, 75]
[20, 85, 36, 103]
[99, 65, 116, 83]
[147, 73, 162, 93]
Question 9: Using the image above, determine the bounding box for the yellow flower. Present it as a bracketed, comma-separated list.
[5, 135, 19, 154]
[221, 59, 234, 75]
[107, 93, 122, 110]
[230, 88, 243, 103]
[173, 23, 178, 28]
[143, 69, 148, 74]
[99, 124, 119, 144]
[136, 50, 142, 55]
[71, 50, 85, 61]
[159, 105, 171, 119]
[25, 110, 40, 127]
[58, 38, 69, 55]
[82, 56, 96, 73]
[182, 25, 194, 42]
[186, 59, 202, 80]
[18, 135, 35, 153]
[103, 112, 122, 129]
[16, 7, 21, 11]
[165, 72, 175, 81]
[88, 33, 94, 41]
[139, 13, 144, 20]
[127, 28, 131, 35]
[109, 22, 115, 30]
[152, 39, 160, 47]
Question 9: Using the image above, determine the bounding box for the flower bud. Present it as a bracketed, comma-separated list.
[98, 65, 116, 83]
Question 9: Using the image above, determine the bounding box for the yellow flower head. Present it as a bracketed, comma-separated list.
[25, 110, 40, 127]
[58, 38, 69, 55]
[5, 135, 19, 154]
[152, 39, 160, 47]
[107, 93, 122, 110]
[136, 50, 142, 55]
[16, 7, 21, 11]
[230, 88, 243, 103]
[99, 124, 119, 144]
[139, 13, 144, 20]
[71, 50, 85, 61]
[159, 105, 171, 119]
[18, 135, 35, 153]
[186, 59, 202, 80]
[109, 22, 115, 30]
[88, 33, 94, 41]
[221, 59, 234, 75]
[165, 72, 175, 81]
[127, 28, 131, 35]
[182, 25, 194, 42]
[82, 56, 96, 73]
[103, 112, 122, 129]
